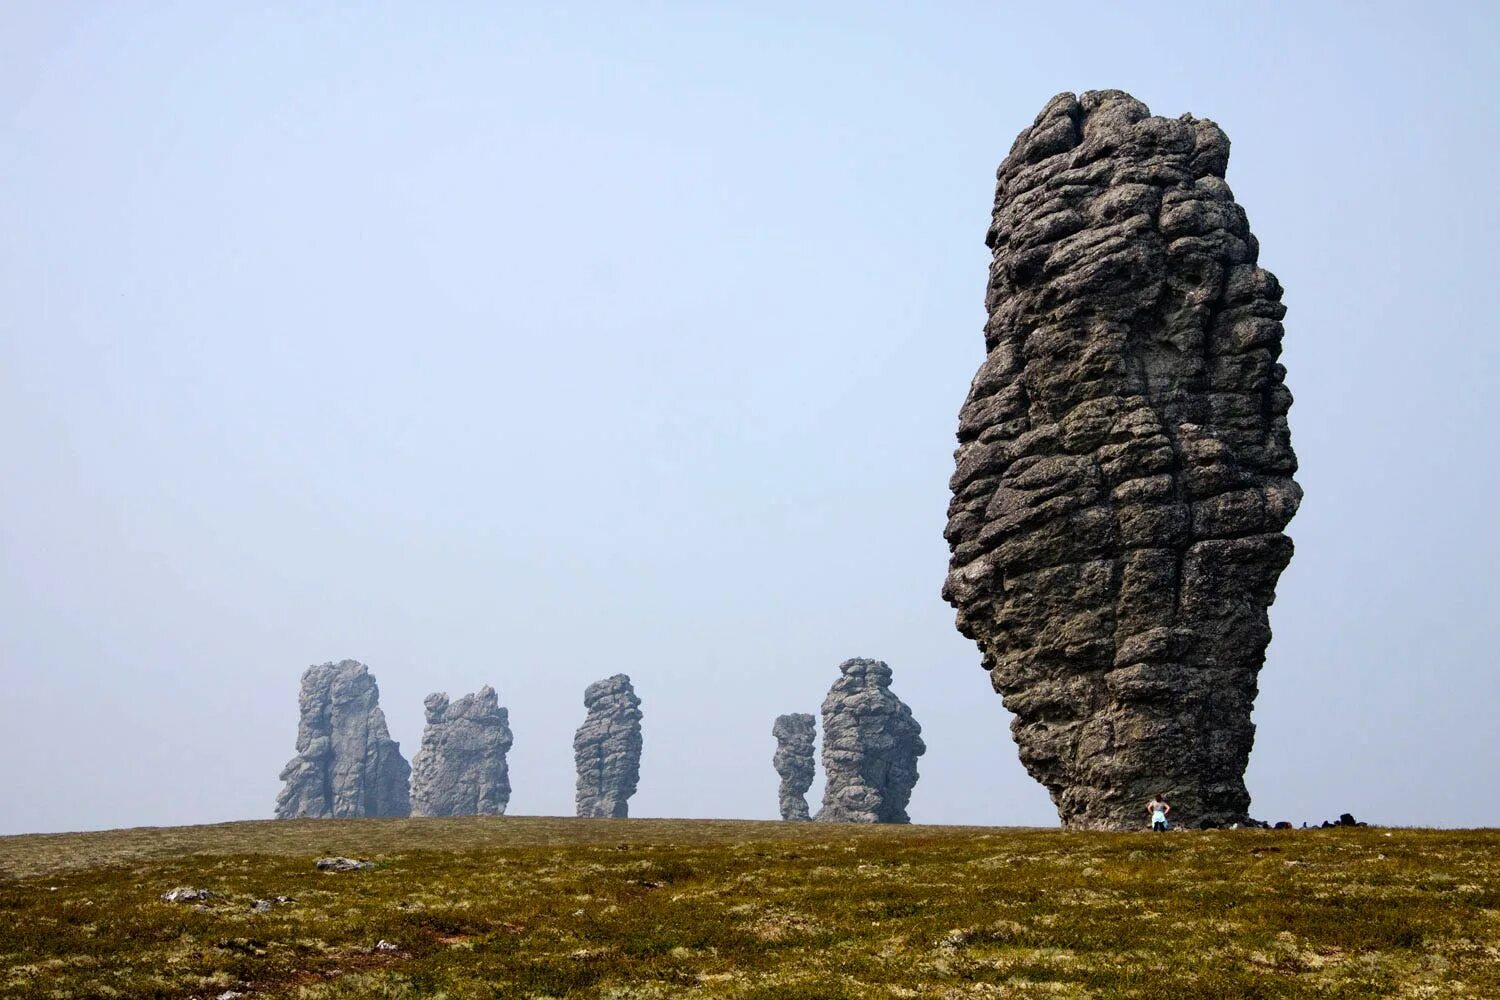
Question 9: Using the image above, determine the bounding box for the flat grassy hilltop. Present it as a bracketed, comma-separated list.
[1, 818, 1496, 999]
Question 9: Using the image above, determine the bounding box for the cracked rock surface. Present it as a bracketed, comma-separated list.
[410, 686, 514, 817]
[942, 90, 1300, 830]
[573, 674, 642, 818]
[274, 660, 411, 819]
[816, 659, 925, 823]
[772, 713, 816, 821]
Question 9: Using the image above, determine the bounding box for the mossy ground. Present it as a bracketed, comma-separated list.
[1, 817, 1495, 998]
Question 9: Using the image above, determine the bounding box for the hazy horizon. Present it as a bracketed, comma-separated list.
[4, 2, 1498, 836]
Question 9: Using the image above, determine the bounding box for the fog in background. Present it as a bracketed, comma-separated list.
[3, 2, 1497, 835]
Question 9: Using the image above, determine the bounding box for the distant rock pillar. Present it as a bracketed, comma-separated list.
[772, 713, 816, 820]
[816, 658, 925, 823]
[410, 686, 514, 817]
[573, 674, 643, 818]
[274, 660, 410, 819]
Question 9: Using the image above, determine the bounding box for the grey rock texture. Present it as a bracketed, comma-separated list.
[410, 686, 514, 817]
[274, 660, 411, 819]
[942, 90, 1300, 831]
[771, 713, 817, 821]
[573, 674, 643, 818]
[161, 887, 211, 903]
[816, 659, 925, 823]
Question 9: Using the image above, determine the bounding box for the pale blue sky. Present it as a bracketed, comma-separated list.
[2, 2, 1496, 835]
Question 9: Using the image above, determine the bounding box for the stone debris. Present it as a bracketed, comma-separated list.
[410, 685, 514, 817]
[816, 658, 925, 823]
[374, 939, 400, 952]
[942, 90, 1300, 830]
[251, 895, 294, 912]
[315, 857, 375, 872]
[160, 887, 211, 903]
[772, 713, 817, 821]
[274, 660, 411, 819]
[573, 674, 643, 818]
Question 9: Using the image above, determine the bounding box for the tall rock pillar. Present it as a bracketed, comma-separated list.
[943, 91, 1300, 829]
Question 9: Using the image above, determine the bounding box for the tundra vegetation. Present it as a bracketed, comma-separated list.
[1, 818, 1496, 998]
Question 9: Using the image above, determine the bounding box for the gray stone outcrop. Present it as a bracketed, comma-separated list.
[816, 658, 925, 823]
[573, 674, 642, 818]
[942, 90, 1301, 830]
[410, 685, 514, 817]
[771, 713, 816, 821]
[274, 660, 411, 819]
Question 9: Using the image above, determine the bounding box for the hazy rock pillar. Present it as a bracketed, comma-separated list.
[410, 685, 514, 817]
[573, 674, 643, 818]
[772, 713, 816, 821]
[816, 659, 925, 823]
[274, 660, 411, 818]
[942, 90, 1301, 830]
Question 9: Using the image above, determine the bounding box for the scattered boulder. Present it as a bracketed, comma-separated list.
[573, 674, 643, 818]
[816, 658, 925, 823]
[274, 660, 411, 819]
[315, 857, 375, 872]
[160, 887, 211, 903]
[410, 686, 514, 817]
[771, 713, 817, 821]
[1273, 821, 1293, 830]
[942, 90, 1300, 830]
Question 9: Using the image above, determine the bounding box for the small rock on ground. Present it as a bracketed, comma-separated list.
[160, 887, 211, 903]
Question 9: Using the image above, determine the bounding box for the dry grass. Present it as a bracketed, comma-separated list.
[1, 817, 1496, 998]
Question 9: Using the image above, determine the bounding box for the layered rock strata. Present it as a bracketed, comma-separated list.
[816, 659, 925, 823]
[942, 90, 1300, 830]
[573, 674, 643, 818]
[410, 685, 514, 817]
[771, 713, 816, 821]
[274, 660, 411, 818]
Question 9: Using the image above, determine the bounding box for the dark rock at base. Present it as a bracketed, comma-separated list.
[942, 90, 1300, 831]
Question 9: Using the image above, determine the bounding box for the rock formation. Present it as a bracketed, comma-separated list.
[274, 660, 411, 819]
[816, 658, 925, 823]
[942, 90, 1300, 830]
[409, 685, 514, 817]
[573, 674, 642, 818]
[771, 713, 816, 821]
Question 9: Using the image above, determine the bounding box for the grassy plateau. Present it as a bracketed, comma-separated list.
[0, 817, 1495, 998]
